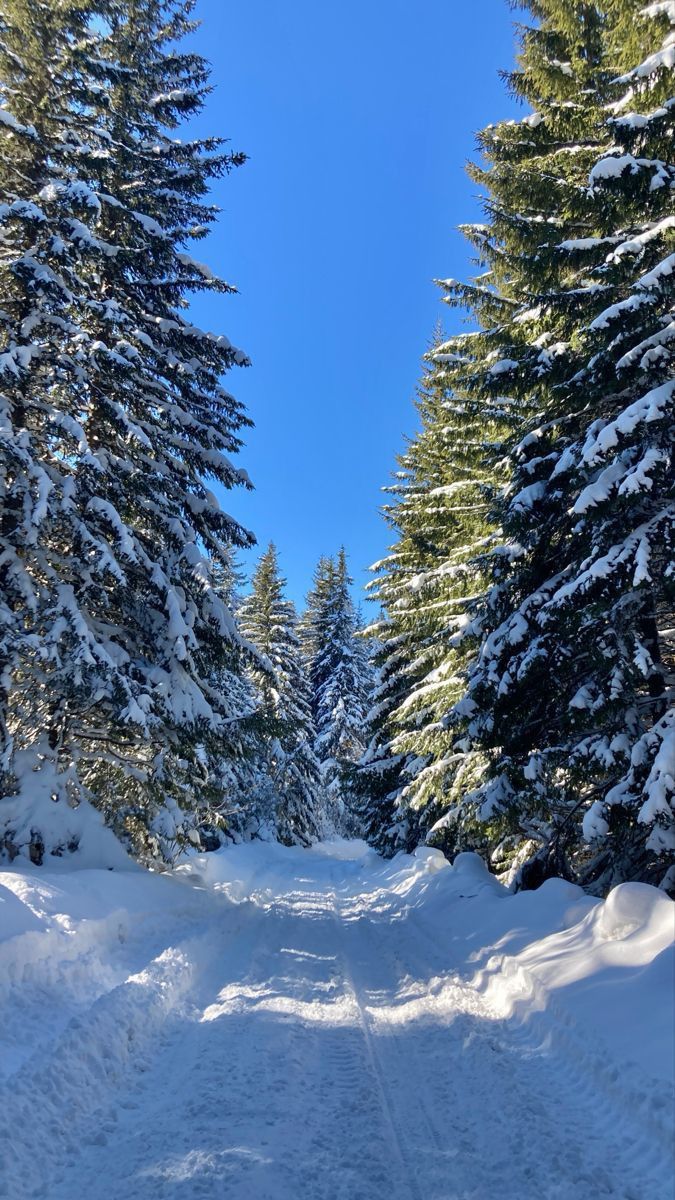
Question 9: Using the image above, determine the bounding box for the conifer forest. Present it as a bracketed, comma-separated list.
[0, 3, 672, 1199]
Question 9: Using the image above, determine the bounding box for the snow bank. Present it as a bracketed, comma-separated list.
[365, 846, 674, 1151]
[378, 851, 673, 1075]
[0, 864, 199, 1065]
[309, 836, 375, 860]
[0, 943, 193, 1198]
[0, 863, 205, 1198]
[471, 879, 674, 1078]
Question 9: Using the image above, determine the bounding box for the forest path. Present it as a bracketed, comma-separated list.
[34, 840, 664, 1200]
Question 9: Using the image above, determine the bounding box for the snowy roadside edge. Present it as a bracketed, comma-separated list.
[0, 945, 194, 1200]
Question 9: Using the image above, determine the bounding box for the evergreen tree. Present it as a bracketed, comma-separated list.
[0, 0, 254, 863]
[303, 549, 371, 828]
[239, 544, 323, 845]
[439, 0, 674, 888]
[314, 550, 370, 767]
[359, 0, 673, 892]
[298, 555, 335, 668]
[192, 549, 265, 850]
[355, 336, 502, 854]
[350, 601, 414, 852]
[355, 336, 503, 854]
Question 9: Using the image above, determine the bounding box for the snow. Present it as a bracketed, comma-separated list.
[611, 107, 669, 129]
[642, 0, 675, 17]
[589, 291, 650, 330]
[39, 179, 102, 214]
[617, 42, 675, 81]
[637, 250, 675, 289]
[131, 209, 168, 239]
[558, 235, 622, 251]
[0, 107, 37, 137]
[549, 58, 574, 76]
[510, 480, 546, 511]
[609, 215, 675, 260]
[589, 154, 641, 183]
[149, 90, 191, 107]
[176, 251, 219, 283]
[0, 839, 672, 1199]
[638, 710, 675, 834]
[616, 320, 675, 371]
[581, 380, 673, 465]
[487, 357, 518, 376]
[573, 458, 627, 513]
[589, 155, 672, 193]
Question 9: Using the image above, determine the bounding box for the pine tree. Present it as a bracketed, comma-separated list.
[355, 336, 503, 854]
[239, 544, 323, 845]
[351, 609, 412, 852]
[190, 549, 264, 850]
[298, 555, 335, 668]
[303, 549, 371, 829]
[0, 0, 254, 863]
[438, 0, 674, 889]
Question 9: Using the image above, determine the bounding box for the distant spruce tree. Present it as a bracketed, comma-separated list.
[239, 545, 323, 845]
[0, 0, 254, 863]
[313, 550, 371, 768]
[302, 549, 371, 830]
[298, 555, 335, 670]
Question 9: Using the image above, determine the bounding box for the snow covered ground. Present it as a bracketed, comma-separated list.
[0, 839, 672, 1199]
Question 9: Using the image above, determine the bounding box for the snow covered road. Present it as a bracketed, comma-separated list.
[1, 840, 673, 1199]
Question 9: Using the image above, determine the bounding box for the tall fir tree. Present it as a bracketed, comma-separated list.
[239, 544, 323, 845]
[313, 550, 370, 766]
[355, 336, 504, 854]
[359, 0, 673, 892]
[0, 0, 254, 863]
[439, 0, 674, 888]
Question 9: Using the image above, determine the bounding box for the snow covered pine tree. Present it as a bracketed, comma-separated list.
[239, 544, 323, 846]
[355, 335, 504, 855]
[0, 0, 254, 863]
[439, 0, 674, 890]
[302, 549, 371, 832]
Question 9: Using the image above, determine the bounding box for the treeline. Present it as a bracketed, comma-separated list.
[355, 0, 674, 893]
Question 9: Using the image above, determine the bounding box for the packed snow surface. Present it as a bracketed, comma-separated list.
[0, 839, 673, 1199]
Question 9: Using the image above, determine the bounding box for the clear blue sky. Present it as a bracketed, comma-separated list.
[187, 1, 520, 608]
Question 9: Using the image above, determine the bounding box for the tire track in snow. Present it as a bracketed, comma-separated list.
[249, 887, 414, 1200]
[40, 881, 409, 1200]
[331, 892, 482, 1199]
[326, 890, 425, 1200]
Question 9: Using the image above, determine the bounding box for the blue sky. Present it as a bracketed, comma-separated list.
[187, 1, 520, 608]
